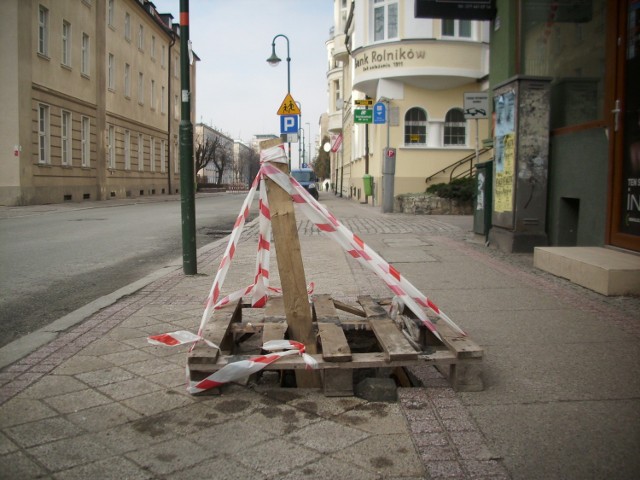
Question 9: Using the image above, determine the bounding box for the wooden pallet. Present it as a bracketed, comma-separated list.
[187, 294, 484, 395]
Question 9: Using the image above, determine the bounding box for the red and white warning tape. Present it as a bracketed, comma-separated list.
[148, 143, 463, 393]
[187, 340, 318, 394]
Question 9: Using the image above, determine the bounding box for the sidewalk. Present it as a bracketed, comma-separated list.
[1, 192, 638, 479]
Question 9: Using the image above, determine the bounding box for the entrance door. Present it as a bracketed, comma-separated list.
[609, 0, 640, 251]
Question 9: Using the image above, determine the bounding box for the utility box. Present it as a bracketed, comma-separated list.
[473, 160, 493, 236]
[363, 174, 373, 196]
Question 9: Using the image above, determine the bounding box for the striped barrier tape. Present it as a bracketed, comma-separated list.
[148, 143, 464, 393]
[187, 340, 318, 394]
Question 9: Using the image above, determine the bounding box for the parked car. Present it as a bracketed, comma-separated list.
[291, 168, 319, 200]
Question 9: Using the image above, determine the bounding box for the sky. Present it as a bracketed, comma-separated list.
[151, 0, 334, 164]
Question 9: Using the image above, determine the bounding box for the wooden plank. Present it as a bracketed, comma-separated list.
[314, 294, 351, 362]
[313, 294, 340, 323]
[187, 299, 242, 367]
[333, 299, 367, 317]
[188, 349, 470, 372]
[262, 322, 288, 344]
[261, 138, 321, 388]
[264, 296, 286, 322]
[318, 323, 352, 362]
[369, 317, 419, 361]
[434, 322, 483, 359]
[357, 295, 388, 318]
[230, 319, 372, 334]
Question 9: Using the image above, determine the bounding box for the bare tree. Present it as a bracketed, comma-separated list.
[195, 134, 230, 185]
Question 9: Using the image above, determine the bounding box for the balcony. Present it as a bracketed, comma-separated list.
[327, 110, 342, 132]
[352, 40, 489, 97]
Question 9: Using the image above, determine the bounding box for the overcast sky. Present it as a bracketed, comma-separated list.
[151, 0, 333, 162]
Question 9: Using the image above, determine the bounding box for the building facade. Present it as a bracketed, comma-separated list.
[194, 124, 253, 188]
[325, 0, 491, 206]
[0, 0, 195, 206]
[488, 0, 639, 254]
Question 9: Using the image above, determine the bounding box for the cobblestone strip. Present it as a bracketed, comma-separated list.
[400, 366, 511, 480]
[297, 215, 463, 237]
[0, 240, 231, 406]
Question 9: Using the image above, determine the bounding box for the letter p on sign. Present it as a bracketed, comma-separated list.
[280, 115, 299, 134]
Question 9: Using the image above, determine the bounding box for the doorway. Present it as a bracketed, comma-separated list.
[608, 0, 640, 252]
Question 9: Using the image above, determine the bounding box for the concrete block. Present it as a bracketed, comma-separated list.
[354, 377, 398, 402]
[534, 247, 640, 296]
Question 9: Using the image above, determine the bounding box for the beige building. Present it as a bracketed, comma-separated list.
[325, 0, 492, 207]
[0, 0, 196, 206]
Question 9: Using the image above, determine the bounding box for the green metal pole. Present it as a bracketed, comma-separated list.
[179, 0, 197, 275]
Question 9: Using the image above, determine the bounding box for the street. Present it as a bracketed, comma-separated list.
[0, 194, 256, 348]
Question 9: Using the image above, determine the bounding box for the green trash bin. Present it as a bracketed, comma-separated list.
[363, 174, 373, 196]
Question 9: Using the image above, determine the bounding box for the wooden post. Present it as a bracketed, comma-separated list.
[260, 138, 321, 388]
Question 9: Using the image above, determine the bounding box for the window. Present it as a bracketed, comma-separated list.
[107, 125, 115, 169]
[81, 116, 90, 167]
[61, 110, 72, 165]
[124, 130, 131, 170]
[81, 33, 90, 75]
[107, 0, 114, 27]
[151, 35, 156, 60]
[124, 63, 131, 97]
[38, 104, 50, 164]
[404, 107, 427, 145]
[161, 86, 165, 114]
[174, 56, 179, 78]
[442, 19, 472, 39]
[137, 133, 144, 171]
[124, 12, 131, 41]
[444, 108, 466, 146]
[161, 45, 166, 68]
[150, 79, 156, 109]
[62, 21, 71, 66]
[138, 24, 144, 50]
[373, 0, 398, 42]
[174, 94, 179, 119]
[138, 72, 144, 104]
[38, 6, 49, 56]
[160, 140, 166, 173]
[108, 53, 115, 90]
[150, 137, 156, 171]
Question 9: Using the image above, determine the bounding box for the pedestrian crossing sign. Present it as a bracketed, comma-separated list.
[277, 93, 301, 115]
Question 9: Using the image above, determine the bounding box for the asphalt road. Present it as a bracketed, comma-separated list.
[0, 194, 256, 348]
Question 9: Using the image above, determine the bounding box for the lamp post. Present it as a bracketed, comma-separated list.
[296, 101, 302, 169]
[267, 34, 291, 169]
[305, 122, 311, 168]
[298, 128, 305, 168]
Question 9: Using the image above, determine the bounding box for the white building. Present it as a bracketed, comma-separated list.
[325, 0, 492, 206]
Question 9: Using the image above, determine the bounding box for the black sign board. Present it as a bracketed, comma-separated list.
[415, 0, 496, 21]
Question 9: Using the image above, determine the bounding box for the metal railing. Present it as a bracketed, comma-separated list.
[424, 147, 492, 185]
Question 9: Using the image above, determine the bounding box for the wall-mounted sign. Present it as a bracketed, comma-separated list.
[463, 92, 489, 119]
[415, 0, 496, 21]
[354, 99, 373, 106]
[373, 102, 387, 124]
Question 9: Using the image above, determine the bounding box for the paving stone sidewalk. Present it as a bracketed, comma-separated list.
[1, 193, 638, 479]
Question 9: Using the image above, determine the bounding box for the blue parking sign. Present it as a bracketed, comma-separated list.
[373, 102, 386, 124]
[280, 115, 299, 134]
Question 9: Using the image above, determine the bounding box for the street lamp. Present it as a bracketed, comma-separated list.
[267, 34, 291, 168]
[305, 122, 311, 168]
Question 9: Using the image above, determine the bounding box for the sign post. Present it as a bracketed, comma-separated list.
[464, 92, 489, 176]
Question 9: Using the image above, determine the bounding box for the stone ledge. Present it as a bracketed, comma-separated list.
[395, 193, 473, 215]
[533, 246, 640, 296]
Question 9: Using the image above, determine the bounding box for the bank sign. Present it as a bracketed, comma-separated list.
[415, 0, 496, 20]
[354, 46, 427, 75]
